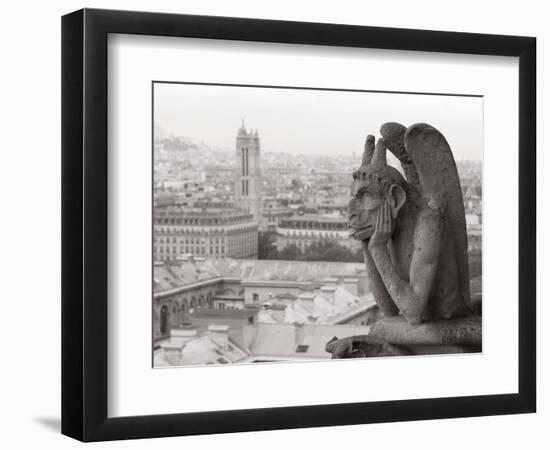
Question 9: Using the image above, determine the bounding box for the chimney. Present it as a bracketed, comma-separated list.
[297, 292, 315, 309]
[293, 321, 305, 345]
[343, 278, 358, 296]
[320, 285, 337, 304]
[322, 277, 338, 285]
[170, 326, 198, 345]
[209, 324, 230, 350]
[161, 341, 184, 365]
[298, 292, 315, 301]
[269, 303, 287, 322]
[242, 317, 259, 351]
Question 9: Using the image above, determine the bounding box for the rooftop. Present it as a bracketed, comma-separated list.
[155, 330, 249, 367]
[154, 322, 371, 366]
[153, 258, 367, 298]
[153, 259, 222, 293]
[154, 206, 254, 220]
[258, 286, 376, 325]
[250, 323, 370, 359]
[212, 259, 366, 283]
[281, 214, 348, 223]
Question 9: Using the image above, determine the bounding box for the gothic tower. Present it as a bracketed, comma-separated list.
[235, 120, 262, 224]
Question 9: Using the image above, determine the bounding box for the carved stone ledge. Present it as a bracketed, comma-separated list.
[325, 315, 481, 358]
[369, 315, 481, 347]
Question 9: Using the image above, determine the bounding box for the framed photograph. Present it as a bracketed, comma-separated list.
[62, 8, 536, 442]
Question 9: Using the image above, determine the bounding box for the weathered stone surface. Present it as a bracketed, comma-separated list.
[348, 122, 474, 324]
[325, 335, 411, 358]
[405, 344, 479, 355]
[326, 122, 482, 359]
[368, 315, 481, 347]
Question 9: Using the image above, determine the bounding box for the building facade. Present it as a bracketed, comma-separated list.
[153, 206, 259, 261]
[276, 214, 361, 251]
[153, 279, 219, 341]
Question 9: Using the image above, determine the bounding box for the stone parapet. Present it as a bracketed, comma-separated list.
[325, 315, 481, 358]
[369, 316, 481, 347]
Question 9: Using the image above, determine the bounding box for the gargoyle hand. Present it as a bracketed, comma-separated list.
[368, 200, 392, 249]
[325, 336, 353, 359]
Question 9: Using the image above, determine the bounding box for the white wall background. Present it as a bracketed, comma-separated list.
[0, 0, 546, 448]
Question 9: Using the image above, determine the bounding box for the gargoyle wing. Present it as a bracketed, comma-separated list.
[380, 122, 420, 190]
[403, 123, 471, 307]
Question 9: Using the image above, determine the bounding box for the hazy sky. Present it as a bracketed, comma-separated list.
[154, 82, 483, 161]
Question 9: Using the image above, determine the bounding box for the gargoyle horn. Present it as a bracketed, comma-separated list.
[362, 135, 375, 166]
[370, 137, 387, 168]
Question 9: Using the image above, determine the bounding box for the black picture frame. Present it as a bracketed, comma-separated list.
[61, 8, 536, 442]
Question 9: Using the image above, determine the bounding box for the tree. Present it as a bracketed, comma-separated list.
[277, 244, 301, 260]
[258, 231, 277, 259]
[258, 234, 365, 263]
[301, 240, 363, 262]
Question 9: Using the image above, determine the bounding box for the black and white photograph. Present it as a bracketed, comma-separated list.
[152, 82, 483, 367]
[0, 0, 544, 447]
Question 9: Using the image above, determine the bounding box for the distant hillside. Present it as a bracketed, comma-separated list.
[156, 135, 232, 155]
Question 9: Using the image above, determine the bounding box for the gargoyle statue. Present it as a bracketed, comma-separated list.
[327, 122, 478, 359]
[349, 122, 473, 324]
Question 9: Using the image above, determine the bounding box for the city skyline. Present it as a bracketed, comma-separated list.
[152, 84, 483, 367]
[154, 82, 483, 161]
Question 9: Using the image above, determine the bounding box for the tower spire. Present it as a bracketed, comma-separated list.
[235, 121, 262, 225]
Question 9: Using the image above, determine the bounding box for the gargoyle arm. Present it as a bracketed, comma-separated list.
[361, 241, 399, 317]
[369, 207, 443, 325]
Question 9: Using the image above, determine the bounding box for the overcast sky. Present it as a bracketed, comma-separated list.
[154, 82, 483, 161]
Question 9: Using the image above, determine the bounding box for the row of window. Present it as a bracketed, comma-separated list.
[281, 240, 327, 250]
[155, 217, 225, 225]
[155, 226, 257, 235]
[156, 236, 224, 244]
[154, 246, 225, 255]
[280, 222, 348, 230]
[154, 240, 257, 254]
[215, 303, 250, 315]
[154, 217, 253, 226]
[281, 232, 344, 238]
[154, 236, 256, 249]
[158, 295, 212, 334]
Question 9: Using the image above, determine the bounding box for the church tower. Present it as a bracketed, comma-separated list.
[235, 120, 262, 224]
